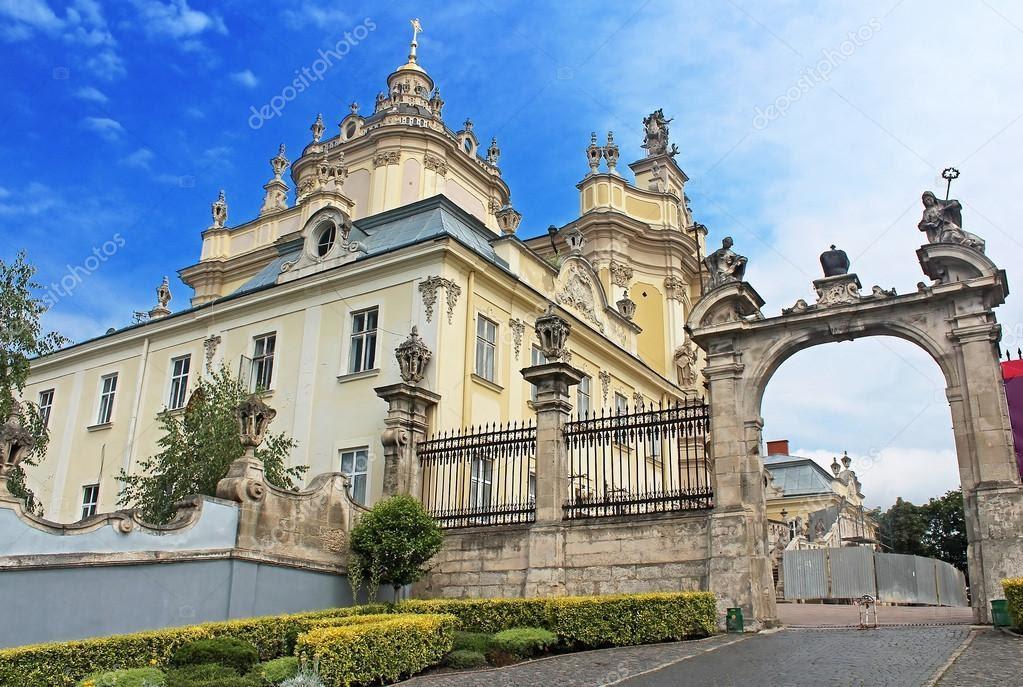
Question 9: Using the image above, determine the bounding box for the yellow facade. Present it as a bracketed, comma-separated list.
[23, 34, 706, 522]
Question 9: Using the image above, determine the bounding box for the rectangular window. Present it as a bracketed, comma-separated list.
[97, 373, 117, 425]
[475, 316, 497, 382]
[614, 392, 629, 414]
[577, 375, 592, 417]
[81, 483, 100, 519]
[38, 389, 54, 427]
[469, 456, 494, 508]
[348, 308, 379, 374]
[168, 355, 191, 410]
[340, 448, 369, 504]
[251, 334, 276, 391]
[529, 346, 548, 401]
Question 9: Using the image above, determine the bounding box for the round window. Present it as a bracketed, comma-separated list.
[346, 121, 357, 139]
[316, 223, 336, 257]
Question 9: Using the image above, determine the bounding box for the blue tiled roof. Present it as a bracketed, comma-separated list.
[765, 455, 835, 496]
[230, 195, 506, 296]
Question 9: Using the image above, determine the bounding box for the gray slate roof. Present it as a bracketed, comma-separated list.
[765, 454, 836, 496]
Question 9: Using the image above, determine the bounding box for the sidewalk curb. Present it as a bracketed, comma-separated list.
[924, 629, 977, 687]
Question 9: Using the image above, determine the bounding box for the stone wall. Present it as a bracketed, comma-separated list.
[415, 512, 710, 598]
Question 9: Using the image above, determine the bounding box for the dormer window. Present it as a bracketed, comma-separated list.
[316, 223, 336, 256]
[345, 121, 357, 139]
[463, 138, 473, 154]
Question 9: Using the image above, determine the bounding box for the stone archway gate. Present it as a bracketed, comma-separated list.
[687, 236, 1023, 625]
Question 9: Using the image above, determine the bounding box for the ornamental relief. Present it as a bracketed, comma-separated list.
[609, 260, 633, 287]
[555, 262, 604, 332]
[424, 154, 448, 176]
[509, 318, 525, 360]
[373, 151, 401, 167]
[418, 276, 462, 324]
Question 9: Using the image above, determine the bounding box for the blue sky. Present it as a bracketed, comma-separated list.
[3, 0, 1022, 508]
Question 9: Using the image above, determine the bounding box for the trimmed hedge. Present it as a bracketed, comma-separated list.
[396, 592, 717, 647]
[1003, 578, 1023, 628]
[169, 637, 259, 674]
[491, 627, 558, 658]
[77, 667, 165, 686]
[296, 614, 456, 687]
[247, 656, 300, 685]
[0, 605, 387, 687]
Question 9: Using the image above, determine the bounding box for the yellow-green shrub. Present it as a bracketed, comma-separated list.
[396, 592, 717, 646]
[0, 604, 387, 687]
[1003, 578, 1023, 628]
[296, 613, 456, 687]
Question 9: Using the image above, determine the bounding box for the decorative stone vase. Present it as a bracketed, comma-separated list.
[395, 326, 432, 384]
[0, 404, 34, 478]
[820, 245, 850, 277]
[617, 293, 637, 320]
[236, 395, 277, 449]
[534, 305, 571, 360]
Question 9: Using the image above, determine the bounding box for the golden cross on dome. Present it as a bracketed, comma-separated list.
[411, 18, 423, 43]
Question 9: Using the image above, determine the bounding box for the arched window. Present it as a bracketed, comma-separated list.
[316, 223, 336, 257]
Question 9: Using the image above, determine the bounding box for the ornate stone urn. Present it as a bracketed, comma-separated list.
[820, 245, 850, 277]
[395, 326, 432, 385]
[236, 394, 276, 450]
[0, 404, 34, 479]
[616, 292, 637, 320]
[534, 305, 571, 360]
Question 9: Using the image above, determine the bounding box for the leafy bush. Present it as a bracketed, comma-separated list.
[397, 592, 717, 647]
[443, 650, 488, 669]
[248, 656, 299, 685]
[0, 605, 387, 687]
[296, 613, 456, 686]
[165, 663, 241, 686]
[170, 637, 259, 675]
[1003, 578, 1023, 628]
[77, 667, 165, 686]
[491, 628, 558, 658]
[348, 495, 443, 599]
[280, 673, 325, 687]
[452, 631, 494, 654]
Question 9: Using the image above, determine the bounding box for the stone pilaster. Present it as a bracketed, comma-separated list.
[374, 382, 440, 498]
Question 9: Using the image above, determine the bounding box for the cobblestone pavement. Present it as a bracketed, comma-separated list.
[401, 626, 974, 687]
[936, 630, 1023, 686]
[399, 634, 742, 687]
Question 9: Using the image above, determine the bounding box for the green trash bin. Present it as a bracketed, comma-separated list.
[991, 599, 1012, 628]
[726, 607, 744, 633]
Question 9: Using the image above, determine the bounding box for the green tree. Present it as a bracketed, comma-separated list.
[0, 252, 69, 515]
[877, 497, 928, 557]
[348, 494, 443, 600]
[922, 489, 968, 574]
[117, 366, 305, 524]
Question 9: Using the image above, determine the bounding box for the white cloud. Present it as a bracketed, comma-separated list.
[131, 0, 226, 40]
[0, 0, 123, 78]
[280, 3, 349, 30]
[82, 116, 123, 140]
[230, 69, 258, 89]
[0, 0, 63, 33]
[75, 85, 108, 103]
[121, 147, 154, 169]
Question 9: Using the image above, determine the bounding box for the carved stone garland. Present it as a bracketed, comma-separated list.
[418, 276, 462, 324]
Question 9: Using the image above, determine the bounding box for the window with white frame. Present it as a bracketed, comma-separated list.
[348, 308, 378, 374]
[38, 389, 54, 427]
[168, 355, 191, 410]
[577, 375, 592, 417]
[96, 373, 117, 425]
[81, 483, 100, 519]
[251, 334, 276, 391]
[340, 447, 369, 504]
[529, 345, 548, 401]
[469, 456, 494, 507]
[614, 392, 629, 414]
[475, 316, 497, 382]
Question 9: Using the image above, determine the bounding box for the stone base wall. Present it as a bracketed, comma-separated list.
[415, 512, 710, 598]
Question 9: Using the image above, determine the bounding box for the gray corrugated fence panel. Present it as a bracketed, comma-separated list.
[783, 549, 828, 599]
[829, 547, 877, 598]
[913, 556, 939, 605]
[935, 560, 969, 607]
[875, 552, 918, 603]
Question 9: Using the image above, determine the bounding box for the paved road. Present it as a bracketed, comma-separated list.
[937, 630, 1023, 686]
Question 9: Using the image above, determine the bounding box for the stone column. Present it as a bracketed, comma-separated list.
[703, 348, 778, 629]
[374, 383, 441, 498]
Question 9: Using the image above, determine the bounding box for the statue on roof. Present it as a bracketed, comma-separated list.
[703, 236, 748, 290]
[211, 190, 227, 228]
[918, 191, 985, 253]
[642, 109, 679, 158]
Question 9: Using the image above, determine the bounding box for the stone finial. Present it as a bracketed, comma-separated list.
[534, 305, 571, 361]
[463, 118, 473, 132]
[211, 189, 227, 228]
[236, 394, 276, 451]
[148, 276, 172, 319]
[586, 131, 601, 175]
[841, 450, 851, 469]
[603, 131, 619, 174]
[495, 204, 522, 234]
[830, 456, 841, 477]
[310, 113, 325, 143]
[395, 326, 432, 385]
[0, 404, 34, 479]
[486, 137, 500, 165]
[270, 143, 289, 180]
[703, 236, 747, 291]
[566, 227, 585, 255]
[349, 101, 359, 114]
[616, 291, 636, 320]
[820, 245, 850, 277]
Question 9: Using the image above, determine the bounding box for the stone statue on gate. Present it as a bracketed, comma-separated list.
[703, 237, 748, 290]
[918, 191, 985, 253]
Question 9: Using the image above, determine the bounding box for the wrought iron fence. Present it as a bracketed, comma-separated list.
[563, 398, 713, 519]
[418, 421, 536, 528]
